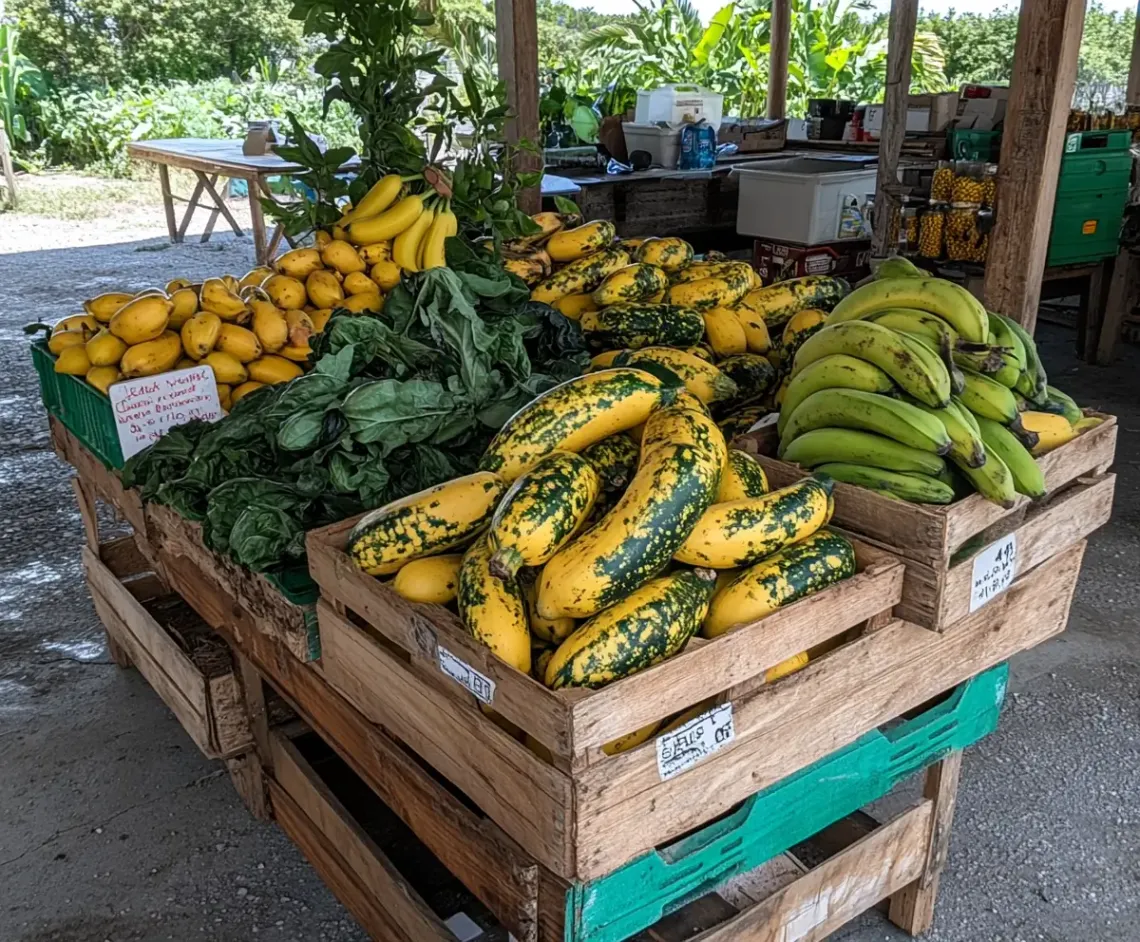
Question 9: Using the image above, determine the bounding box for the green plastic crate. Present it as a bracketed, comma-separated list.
[1047, 130, 1131, 266]
[947, 128, 1000, 161]
[31, 340, 125, 468]
[263, 564, 322, 660]
[565, 663, 1008, 942]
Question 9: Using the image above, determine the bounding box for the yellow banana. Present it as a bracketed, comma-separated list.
[345, 194, 425, 245]
[339, 174, 404, 226]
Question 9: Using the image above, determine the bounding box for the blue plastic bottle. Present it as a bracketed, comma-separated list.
[679, 121, 717, 170]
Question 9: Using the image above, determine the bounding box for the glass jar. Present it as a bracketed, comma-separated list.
[902, 205, 919, 254]
[980, 164, 998, 209]
[918, 203, 946, 260]
[931, 161, 954, 202]
[951, 162, 985, 204]
[945, 204, 975, 261]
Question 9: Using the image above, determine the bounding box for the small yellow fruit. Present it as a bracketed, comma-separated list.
[239, 267, 274, 290]
[48, 330, 87, 355]
[202, 350, 248, 385]
[165, 278, 193, 293]
[273, 247, 324, 279]
[231, 380, 265, 404]
[359, 242, 393, 266]
[215, 323, 263, 363]
[248, 355, 304, 384]
[342, 271, 375, 296]
[168, 287, 199, 328]
[181, 312, 222, 360]
[120, 331, 182, 377]
[86, 329, 128, 367]
[309, 309, 333, 333]
[216, 383, 232, 411]
[176, 358, 197, 370]
[305, 269, 345, 309]
[109, 294, 172, 345]
[199, 278, 248, 320]
[250, 300, 289, 353]
[262, 274, 307, 310]
[54, 345, 91, 375]
[331, 224, 349, 242]
[85, 365, 121, 395]
[278, 344, 312, 362]
[321, 238, 367, 274]
[133, 287, 168, 299]
[53, 313, 99, 337]
[220, 275, 241, 294]
[342, 292, 383, 314]
[83, 292, 134, 322]
[370, 260, 401, 291]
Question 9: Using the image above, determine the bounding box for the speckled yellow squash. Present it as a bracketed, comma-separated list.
[703, 529, 856, 638]
[592, 263, 669, 306]
[636, 237, 694, 272]
[488, 451, 600, 578]
[524, 578, 576, 644]
[581, 434, 641, 491]
[544, 568, 717, 689]
[602, 719, 663, 756]
[765, 651, 809, 683]
[479, 368, 668, 482]
[579, 304, 706, 350]
[664, 264, 755, 310]
[619, 346, 738, 405]
[348, 472, 506, 575]
[675, 476, 833, 568]
[702, 307, 748, 357]
[457, 536, 531, 673]
[391, 555, 463, 605]
[716, 449, 769, 501]
[531, 247, 630, 304]
[537, 397, 725, 619]
[545, 220, 615, 263]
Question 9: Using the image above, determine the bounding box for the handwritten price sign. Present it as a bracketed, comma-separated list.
[655, 703, 734, 781]
[109, 366, 223, 460]
[969, 532, 1018, 613]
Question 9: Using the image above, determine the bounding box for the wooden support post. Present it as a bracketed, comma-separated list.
[496, 0, 541, 214]
[1128, 2, 1140, 105]
[1093, 250, 1138, 364]
[767, 0, 791, 121]
[871, 0, 919, 258]
[981, 0, 1086, 332]
[888, 751, 963, 934]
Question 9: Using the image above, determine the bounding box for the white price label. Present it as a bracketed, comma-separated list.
[109, 365, 223, 460]
[969, 532, 1018, 613]
[655, 703, 734, 781]
[437, 646, 496, 704]
[747, 412, 780, 433]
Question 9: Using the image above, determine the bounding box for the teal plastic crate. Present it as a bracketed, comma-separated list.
[31, 340, 124, 468]
[566, 663, 1008, 942]
[263, 564, 321, 660]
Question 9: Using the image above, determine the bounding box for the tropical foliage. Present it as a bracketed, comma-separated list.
[1, 21, 45, 151]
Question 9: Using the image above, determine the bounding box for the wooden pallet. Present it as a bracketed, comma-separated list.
[739, 413, 1116, 630]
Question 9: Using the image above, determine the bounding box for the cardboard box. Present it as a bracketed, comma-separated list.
[718, 118, 787, 153]
[955, 85, 1010, 131]
[863, 92, 959, 137]
[752, 238, 871, 284]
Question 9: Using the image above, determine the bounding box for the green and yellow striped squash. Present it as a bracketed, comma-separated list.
[670, 260, 755, 286]
[716, 405, 768, 440]
[457, 535, 531, 673]
[703, 528, 856, 637]
[636, 237, 695, 272]
[544, 568, 717, 689]
[488, 451, 600, 578]
[736, 276, 850, 327]
[602, 719, 664, 755]
[538, 398, 725, 619]
[715, 354, 777, 405]
[581, 434, 641, 492]
[546, 219, 616, 263]
[664, 264, 755, 311]
[533, 645, 557, 682]
[637, 391, 721, 463]
[716, 449, 769, 502]
[524, 578, 576, 645]
[479, 368, 668, 482]
[675, 476, 833, 569]
[619, 346, 739, 405]
[530, 246, 631, 304]
[579, 304, 705, 350]
[779, 308, 829, 362]
[391, 554, 464, 605]
[592, 263, 670, 307]
[349, 472, 505, 575]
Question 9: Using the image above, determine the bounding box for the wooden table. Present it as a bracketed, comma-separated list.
[127, 139, 358, 264]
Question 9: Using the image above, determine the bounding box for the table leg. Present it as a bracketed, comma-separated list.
[157, 165, 179, 244]
[197, 173, 245, 237]
[176, 174, 209, 241]
[247, 175, 268, 265]
[1093, 250, 1135, 365]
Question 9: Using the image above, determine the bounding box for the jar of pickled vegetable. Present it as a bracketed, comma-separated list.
[945, 205, 976, 261]
[980, 164, 997, 209]
[931, 162, 954, 203]
[951, 162, 985, 204]
[918, 204, 946, 260]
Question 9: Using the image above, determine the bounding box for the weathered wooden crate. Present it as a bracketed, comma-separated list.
[739, 414, 1116, 630]
[574, 173, 739, 239]
[83, 535, 252, 760]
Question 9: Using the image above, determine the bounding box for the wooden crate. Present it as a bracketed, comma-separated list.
[739, 414, 1116, 630]
[83, 535, 251, 760]
[146, 503, 319, 662]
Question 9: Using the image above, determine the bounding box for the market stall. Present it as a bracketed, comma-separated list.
[29, 0, 1123, 939]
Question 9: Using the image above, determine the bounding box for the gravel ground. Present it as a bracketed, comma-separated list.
[0, 194, 1137, 941]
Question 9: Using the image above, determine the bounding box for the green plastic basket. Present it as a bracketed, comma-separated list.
[31, 340, 125, 469]
[566, 663, 1009, 942]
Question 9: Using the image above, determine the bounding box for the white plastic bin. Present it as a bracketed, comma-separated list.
[734, 158, 878, 243]
[622, 123, 683, 169]
[635, 85, 723, 131]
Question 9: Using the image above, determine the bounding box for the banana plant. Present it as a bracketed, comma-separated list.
[0, 22, 46, 152]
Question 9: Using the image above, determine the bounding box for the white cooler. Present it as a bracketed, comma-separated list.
[734, 157, 878, 244]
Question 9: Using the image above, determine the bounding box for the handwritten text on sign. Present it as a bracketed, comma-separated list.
[969, 532, 1018, 613]
[656, 703, 735, 781]
[437, 646, 496, 704]
[109, 366, 223, 460]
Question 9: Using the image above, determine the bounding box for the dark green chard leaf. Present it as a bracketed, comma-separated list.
[277, 410, 326, 451]
[342, 378, 460, 449]
[228, 507, 306, 571]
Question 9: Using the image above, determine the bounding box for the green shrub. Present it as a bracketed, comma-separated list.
[33, 75, 359, 176]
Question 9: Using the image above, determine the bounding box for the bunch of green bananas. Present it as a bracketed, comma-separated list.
[772, 273, 1087, 508]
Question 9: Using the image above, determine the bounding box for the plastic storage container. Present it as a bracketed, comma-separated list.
[734, 157, 878, 243]
[635, 84, 723, 130]
[1047, 129, 1131, 266]
[622, 123, 683, 168]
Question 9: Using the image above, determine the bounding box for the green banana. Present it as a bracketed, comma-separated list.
[778, 388, 953, 456]
[986, 312, 1026, 371]
[995, 312, 1048, 403]
[780, 427, 946, 475]
[899, 332, 964, 395]
[1045, 386, 1082, 425]
[875, 257, 929, 279]
[777, 353, 896, 437]
[951, 344, 1008, 375]
[952, 396, 982, 435]
[905, 397, 986, 468]
[792, 321, 951, 408]
[813, 462, 955, 504]
[975, 415, 1046, 499]
[868, 308, 960, 348]
[951, 443, 1017, 508]
[958, 369, 1023, 426]
[827, 277, 989, 343]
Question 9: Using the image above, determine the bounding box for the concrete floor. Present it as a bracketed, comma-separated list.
[1, 231, 1137, 942]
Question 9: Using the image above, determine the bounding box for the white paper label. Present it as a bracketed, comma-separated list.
[747, 412, 780, 433]
[109, 366, 223, 460]
[969, 532, 1018, 613]
[437, 646, 496, 704]
[656, 703, 734, 781]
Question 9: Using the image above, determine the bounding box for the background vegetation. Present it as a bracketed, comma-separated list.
[1, 0, 1137, 176]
